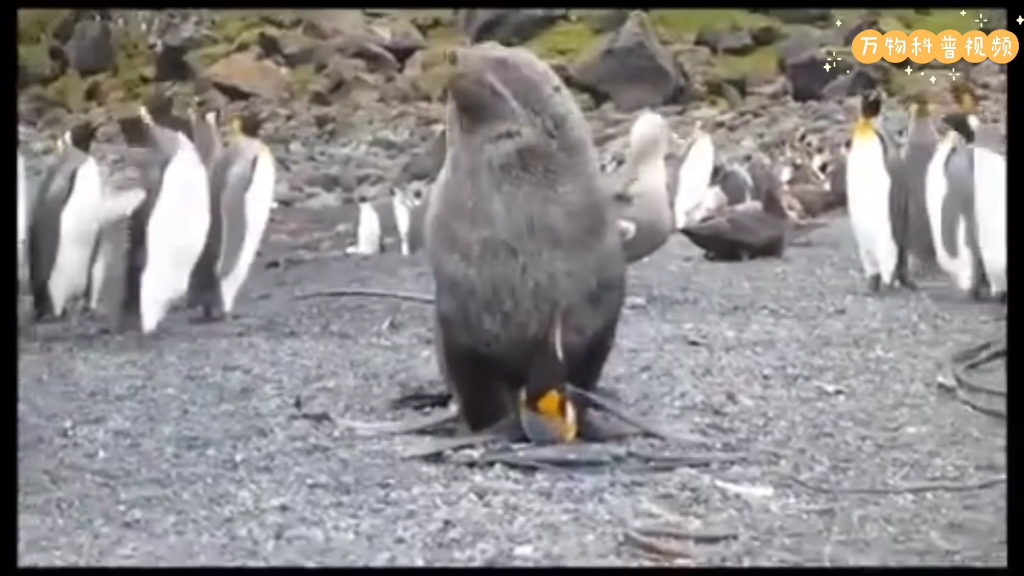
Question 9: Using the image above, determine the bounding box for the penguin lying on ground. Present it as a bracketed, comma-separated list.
[924, 113, 1006, 301]
[187, 113, 276, 322]
[120, 105, 211, 333]
[671, 121, 717, 229]
[844, 89, 915, 293]
[27, 122, 138, 321]
[607, 110, 675, 263]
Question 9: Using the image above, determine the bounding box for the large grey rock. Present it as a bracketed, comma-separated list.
[571, 11, 687, 113]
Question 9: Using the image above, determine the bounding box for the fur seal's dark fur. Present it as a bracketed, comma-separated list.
[425, 43, 627, 442]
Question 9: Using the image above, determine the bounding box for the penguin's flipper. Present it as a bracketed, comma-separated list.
[97, 188, 147, 229]
[215, 147, 260, 278]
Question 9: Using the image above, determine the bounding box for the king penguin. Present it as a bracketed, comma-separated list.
[27, 123, 107, 320]
[893, 93, 940, 276]
[188, 99, 222, 171]
[188, 113, 276, 320]
[122, 105, 211, 333]
[17, 151, 29, 292]
[671, 121, 716, 229]
[347, 194, 383, 256]
[844, 89, 912, 293]
[924, 113, 1006, 301]
[608, 110, 675, 263]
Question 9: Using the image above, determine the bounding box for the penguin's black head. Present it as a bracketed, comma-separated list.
[235, 113, 264, 138]
[940, 112, 975, 144]
[67, 121, 98, 153]
[859, 89, 882, 119]
[355, 193, 369, 204]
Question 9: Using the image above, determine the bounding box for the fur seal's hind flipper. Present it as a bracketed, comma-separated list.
[399, 414, 526, 460]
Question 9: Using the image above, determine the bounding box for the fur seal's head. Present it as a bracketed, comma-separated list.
[626, 110, 670, 166]
[940, 112, 975, 145]
[445, 43, 594, 160]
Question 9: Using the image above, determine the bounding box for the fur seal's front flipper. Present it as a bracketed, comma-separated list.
[567, 385, 716, 446]
[390, 391, 453, 411]
[399, 413, 526, 460]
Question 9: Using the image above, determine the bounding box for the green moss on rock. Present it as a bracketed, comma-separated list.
[649, 9, 780, 45]
[526, 21, 602, 61]
[711, 45, 780, 82]
[17, 9, 70, 44]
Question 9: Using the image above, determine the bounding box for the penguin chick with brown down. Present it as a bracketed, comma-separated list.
[608, 110, 675, 263]
[425, 43, 627, 444]
[187, 113, 277, 321]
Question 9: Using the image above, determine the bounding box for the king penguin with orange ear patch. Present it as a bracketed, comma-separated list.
[188, 113, 276, 321]
[120, 105, 211, 334]
[845, 89, 914, 293]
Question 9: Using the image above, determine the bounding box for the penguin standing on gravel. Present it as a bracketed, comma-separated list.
[17, 151, 29, 291]
[27, 123, 109, 320]
[894, 94, 940, 275]
[924, 113, 1006, 301]
[187, 113, 276, 321]
[347, 194, 382, 256]
[844, 89, 913, 293]
[672, 121, 716, 229]
[188, 99, 222, 171]
[121, 105, 211, 333]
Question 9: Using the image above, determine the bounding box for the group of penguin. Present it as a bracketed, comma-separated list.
[17, 100, 279, 335]
[846, 82, 1006, 300]
[350, 80, 1005, 303]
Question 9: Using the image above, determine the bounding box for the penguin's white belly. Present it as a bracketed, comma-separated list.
[846, 137, 896, 282]
[355, 204, 382, 255]
[141, 140, 211, 333]
[673, 137, 715, 228]
[220, 149, 276, 314]
[392, 195, 411, 255]
[49, 157, 104, 316]
[972, 147, 1006, 296]
[924, 144, 974, 292]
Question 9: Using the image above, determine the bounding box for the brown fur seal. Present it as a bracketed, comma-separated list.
[679, 180, 793, 261]
[609, 110, 675, 263]
[424, 43, 627, 443]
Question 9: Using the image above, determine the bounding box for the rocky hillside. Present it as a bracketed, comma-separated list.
[17, 9, 1006, 126]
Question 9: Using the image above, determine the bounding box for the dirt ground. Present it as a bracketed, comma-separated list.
[17, 211, 1006, 566]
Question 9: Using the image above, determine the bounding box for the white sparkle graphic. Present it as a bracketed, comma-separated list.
[1017, 15, 1023, 25]
[960, 10, 967, 16]
[836, 19, 842, 27]
[949, 67, 961, 80]
[905, 65, 914, 75]
[825, 51, 842, 73]
[976, 13, 988, 27]
[823, 62, 832, 72]
[929, 76, 937, 84]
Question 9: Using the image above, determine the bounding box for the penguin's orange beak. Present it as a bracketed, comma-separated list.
[526, 389, 578, 442]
